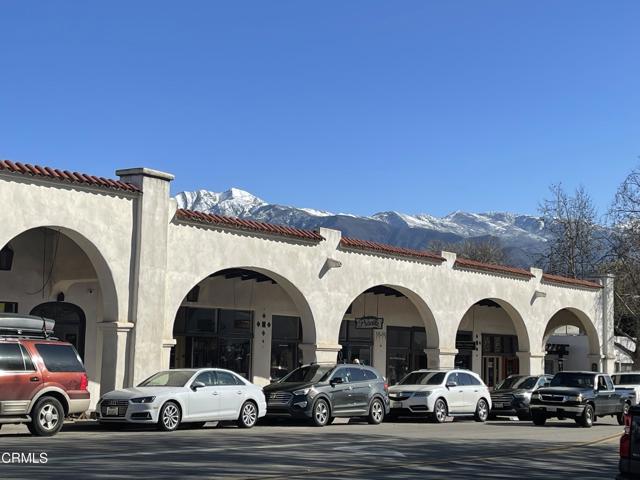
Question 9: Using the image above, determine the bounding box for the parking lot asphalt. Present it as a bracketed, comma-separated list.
[0, 416, 622, 479]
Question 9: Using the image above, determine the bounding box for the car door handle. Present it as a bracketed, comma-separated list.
[211, 392, 219, 396]
[236, 391, 243, 395]
[30, 377, 39, 382]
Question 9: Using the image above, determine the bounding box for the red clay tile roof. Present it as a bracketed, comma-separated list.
[339, 237, 445, 262]
[454, 257, 534, 278]
[0, 160, 141, 193]
[175, 209, 324, 242]
[541, 273, 602, 289]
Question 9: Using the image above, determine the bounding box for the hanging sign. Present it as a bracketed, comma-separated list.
[355, 316, 384, 329]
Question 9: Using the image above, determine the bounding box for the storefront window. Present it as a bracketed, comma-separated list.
[455, 331, 473, 370]
[386, 326, 427, 386]
[338, 320, 373, 365]
[172, 307, 252, 378]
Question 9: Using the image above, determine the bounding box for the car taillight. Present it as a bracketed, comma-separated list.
[621, 433, 630, 459]
[384, 382, 388, 392]
[79, 373, 88, 391]
[625, 413, 632, 434]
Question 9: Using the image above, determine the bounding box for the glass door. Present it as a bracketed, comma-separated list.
[482, 356, 502, 388]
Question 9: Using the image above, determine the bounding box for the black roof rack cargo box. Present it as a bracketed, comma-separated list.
[0, 313, 55, 334]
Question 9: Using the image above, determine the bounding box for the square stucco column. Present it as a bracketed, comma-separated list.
[596, 274, 616, 374]
[299, 343, 342, 364]
[425, 348, 458, 370]
[98, 321, 134, 396]
[116, 168, 174, 386]
[517, 351, 546, 375]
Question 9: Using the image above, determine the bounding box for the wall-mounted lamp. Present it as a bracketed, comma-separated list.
[0, 245, 13, 271]
[186, 285, 200, 302]
[325, 258, 342, 269]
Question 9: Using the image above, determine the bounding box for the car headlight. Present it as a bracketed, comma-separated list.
[130, 396, 156, 404]
[293, 388, 310, 396]
[412, 391, 432, 398]
[514, 393, 531, 399]
[568, 394, 583, 402]
[531, 393, 541, 400]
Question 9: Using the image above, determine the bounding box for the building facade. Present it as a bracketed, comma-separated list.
[0, 163, 615, 406]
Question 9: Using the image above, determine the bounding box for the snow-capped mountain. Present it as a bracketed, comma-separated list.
[175, 188, 550, 266]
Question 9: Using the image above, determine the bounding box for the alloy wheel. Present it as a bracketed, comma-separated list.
[241, 402, 257, 428]
[314, 400, 329, 426]
[38, 403, 60, 432]
[368, 399, 384, 424]
[162, 404, 180, 430]
[476, 399, 489, 422]
[434, 399, 447, 423]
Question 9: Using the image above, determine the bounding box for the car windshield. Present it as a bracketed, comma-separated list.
[612, 374, 640, 386]
[278, 365, 335, 383]
[496, 376, 537, 390]
[138, 370, 194, 387]
[398, 371, 445, 386]
[550, 372, 594, 389]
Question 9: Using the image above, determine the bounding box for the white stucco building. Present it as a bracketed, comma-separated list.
[0, 162, 615, 406]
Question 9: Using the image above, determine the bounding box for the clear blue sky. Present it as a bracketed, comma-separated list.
[1, 1, 638, 217]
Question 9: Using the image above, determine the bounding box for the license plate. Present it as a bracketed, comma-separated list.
[391, 401, 403, 408]
[494, 403, 504, 408]
[106, 406, 119, 416]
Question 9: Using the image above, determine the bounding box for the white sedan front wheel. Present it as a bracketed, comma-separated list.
[158, 401, 181, 432]
[237, 401, 258, 428]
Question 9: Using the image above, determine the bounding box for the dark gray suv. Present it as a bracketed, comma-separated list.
[263, 363, 390, 427]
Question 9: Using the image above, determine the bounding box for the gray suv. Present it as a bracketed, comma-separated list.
[263, 363, 390, 427]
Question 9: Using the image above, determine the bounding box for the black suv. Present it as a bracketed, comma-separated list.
[262, 363, 390, 427]
[529, 371, 629, 428]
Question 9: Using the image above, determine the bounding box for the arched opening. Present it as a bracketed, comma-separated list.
[0, 226, 118, 403]
[341, 285, 439, 385]
[543, 308, 600, 374]
[30, 301, 87, 359]
[456, 298, 530, 387]
[170, 267, 314, 385]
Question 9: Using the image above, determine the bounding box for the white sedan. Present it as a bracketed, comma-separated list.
[97, 368, 267, 431]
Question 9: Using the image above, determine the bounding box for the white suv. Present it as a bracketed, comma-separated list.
[388, 369, 491, 423]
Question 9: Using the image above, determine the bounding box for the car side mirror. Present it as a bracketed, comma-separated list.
[330, 377, 344, 386]
[191, 381, 206, 391]
[446, 381, 457, 388]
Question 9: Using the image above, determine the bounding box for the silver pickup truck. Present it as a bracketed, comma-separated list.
[612, 372, 640, 405]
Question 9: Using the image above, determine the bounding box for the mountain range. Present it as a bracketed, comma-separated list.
[175, 188, 552, 267]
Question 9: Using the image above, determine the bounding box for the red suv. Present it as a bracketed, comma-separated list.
[0, 314, 90, 436]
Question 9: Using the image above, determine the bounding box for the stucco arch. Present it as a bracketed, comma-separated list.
[1, 225, 120, 323]
[542, 307, 600, 356]
[339, 284, 440, 351]
[167, 265, 317, 345]
[456, 296, 531, 353]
